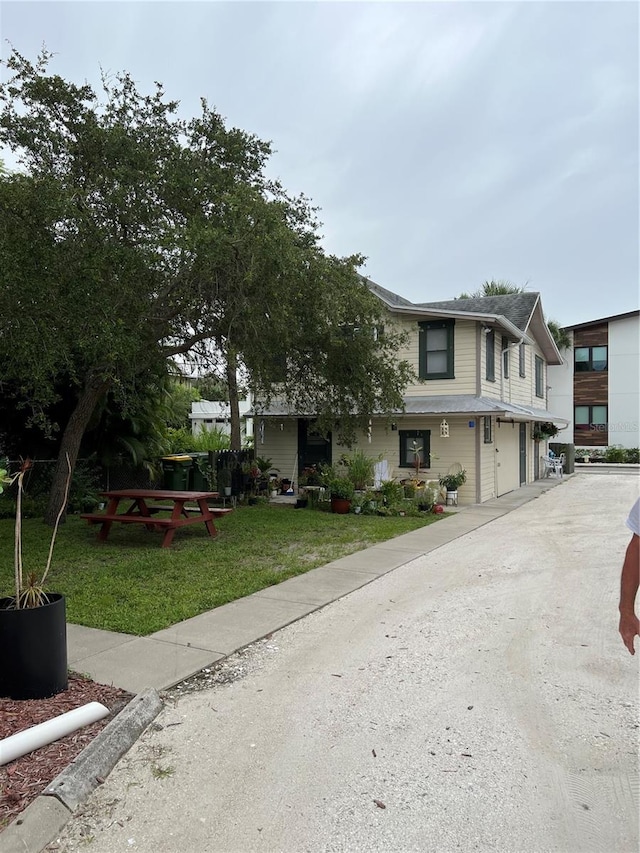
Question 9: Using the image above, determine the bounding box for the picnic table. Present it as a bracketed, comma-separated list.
[80, 489, 231, 548]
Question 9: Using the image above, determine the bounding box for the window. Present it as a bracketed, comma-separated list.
[419, 321, 454, 380]
[519, 343, 526, 377]
[574, 405, 608, 431]
[503, 347, 510, 379]
[575, 346, 607, 372]
[484, 417, 492, 444]
[486, 330, 495, 381]
[535, 355, 544, 398]
[399, 430, 431, 469]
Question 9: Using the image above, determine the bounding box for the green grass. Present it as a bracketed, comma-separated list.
[0, 504, 445, 636]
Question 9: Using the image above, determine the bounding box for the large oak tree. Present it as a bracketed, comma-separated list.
[0, 49, 412, 522]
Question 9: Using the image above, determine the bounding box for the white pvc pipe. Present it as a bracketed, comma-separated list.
[0, 701, 110, 766]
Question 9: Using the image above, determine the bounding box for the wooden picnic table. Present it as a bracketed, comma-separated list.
[80, 489, 231, 548]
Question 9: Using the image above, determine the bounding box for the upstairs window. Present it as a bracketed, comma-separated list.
[535, 355, 544, 398]
[575, 405, 607, 431]
[486, 330, 495, 381]
[519, 343, 526, 377]
[575, 346, 607, 372]
[418, 320, 454, 380]
[503, 347, 510, 379]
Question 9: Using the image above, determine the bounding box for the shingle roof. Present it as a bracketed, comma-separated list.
[415, 293, 540, 332]
[364, 278, 414, 307]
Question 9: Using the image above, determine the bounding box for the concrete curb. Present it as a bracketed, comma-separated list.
[1, 687, 163, 853]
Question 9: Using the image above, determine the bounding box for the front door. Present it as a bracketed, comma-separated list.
[298, 420, 332, 475]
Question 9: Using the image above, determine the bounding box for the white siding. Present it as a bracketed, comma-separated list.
[546, 333, 574, 432]
[609, 316, 640, 448]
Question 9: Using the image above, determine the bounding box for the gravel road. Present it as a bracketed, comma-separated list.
[47, 473, 639, 853]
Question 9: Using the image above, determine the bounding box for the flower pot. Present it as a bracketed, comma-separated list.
[446, 489, 458, 506]
[0, 593, 68, 700]
[330, 497, 351, 514]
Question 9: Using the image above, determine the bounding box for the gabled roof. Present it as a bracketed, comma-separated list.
[365, 281, 563, 364]
[417, 293, 540, 334]
[364, 277, 414, 308]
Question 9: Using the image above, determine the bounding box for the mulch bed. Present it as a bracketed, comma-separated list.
[1, 673, 133, 830]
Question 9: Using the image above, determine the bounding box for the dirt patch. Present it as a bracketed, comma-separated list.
[1, 673, 133, 831]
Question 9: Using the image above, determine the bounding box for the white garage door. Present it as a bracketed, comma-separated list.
[495, 421, 520, 497]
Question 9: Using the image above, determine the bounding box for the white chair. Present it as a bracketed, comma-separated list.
[542, 455, 563, 478]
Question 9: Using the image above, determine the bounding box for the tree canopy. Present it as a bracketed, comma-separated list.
[0, 48, 412, 520]
[456, 279, 524, 299]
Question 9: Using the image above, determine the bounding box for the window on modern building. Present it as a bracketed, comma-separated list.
[574, 346, 607, 372]
[535, 355, 544, 398]
[519, 343, 526, 377]
[486, 330, 495, 381]
[399, 430, 431, 469]
[484, 416, 492, 444]
[418, 321, 454, 380]
[574, 405, 608, 431]
[503, 346, 510, 379]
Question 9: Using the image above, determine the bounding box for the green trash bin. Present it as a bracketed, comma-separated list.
[161, 455, 193, 490]
[189, 453, 210, 491]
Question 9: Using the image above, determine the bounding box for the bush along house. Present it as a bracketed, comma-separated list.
[253, 282, 568, 504]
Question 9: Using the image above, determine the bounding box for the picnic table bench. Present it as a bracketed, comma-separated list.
[81, 489, 232, 548]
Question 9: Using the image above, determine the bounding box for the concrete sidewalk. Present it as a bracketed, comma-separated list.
[68, 476, 570, 694]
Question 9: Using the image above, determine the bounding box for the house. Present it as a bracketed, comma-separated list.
[254, 283, 567, 504]
[547, 310, 640, 449]
[189, 397, 254, 441]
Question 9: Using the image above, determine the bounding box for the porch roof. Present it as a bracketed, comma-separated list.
[400, 395, 569, 424]
[252, 396, 568, 425]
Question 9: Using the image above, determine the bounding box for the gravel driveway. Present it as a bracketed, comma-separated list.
[47, 473, 639, 853]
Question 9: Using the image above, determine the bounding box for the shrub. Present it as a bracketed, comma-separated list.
[342, 450, 376, 490]
[328, 478, 355, 500]
[604, 445, 626, 463]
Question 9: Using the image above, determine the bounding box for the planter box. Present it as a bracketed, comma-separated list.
[0, 593, 68, 700]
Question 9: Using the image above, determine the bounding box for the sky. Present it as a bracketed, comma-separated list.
[1, 0, 638, 326]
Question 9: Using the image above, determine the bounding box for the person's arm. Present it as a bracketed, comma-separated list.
[619, 532, 640, 654]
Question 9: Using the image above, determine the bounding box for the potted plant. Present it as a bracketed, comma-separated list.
[217, 466, 232, 497]
[269, 478, 281, 499]
[343, 450, 376, 492]
[0, 455, 72, 699]
[328, 477, 355, 514]
[439, 468, 467, 503]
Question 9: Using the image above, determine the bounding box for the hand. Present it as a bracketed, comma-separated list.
[619, 612, 640, 655]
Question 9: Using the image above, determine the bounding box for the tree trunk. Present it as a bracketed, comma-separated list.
[226, 350, 242, 452]
[44, 374, 110, 525]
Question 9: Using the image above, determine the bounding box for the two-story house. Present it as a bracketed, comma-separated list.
[254, 282, 567, 504]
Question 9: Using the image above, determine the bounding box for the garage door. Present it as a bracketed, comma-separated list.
[495, 421, 520, 496]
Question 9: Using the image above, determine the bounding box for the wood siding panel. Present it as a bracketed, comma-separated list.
[401, 317, 477, 396]
[573, 325, 608, 446]
[333, 417, 478, 504]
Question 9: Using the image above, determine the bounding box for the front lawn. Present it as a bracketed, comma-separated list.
[0, 504, 445, 635]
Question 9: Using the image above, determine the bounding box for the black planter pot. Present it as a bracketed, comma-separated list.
[0, 593, 68, 700]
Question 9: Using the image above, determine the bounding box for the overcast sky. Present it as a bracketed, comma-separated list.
[1, 1, 638, 326]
